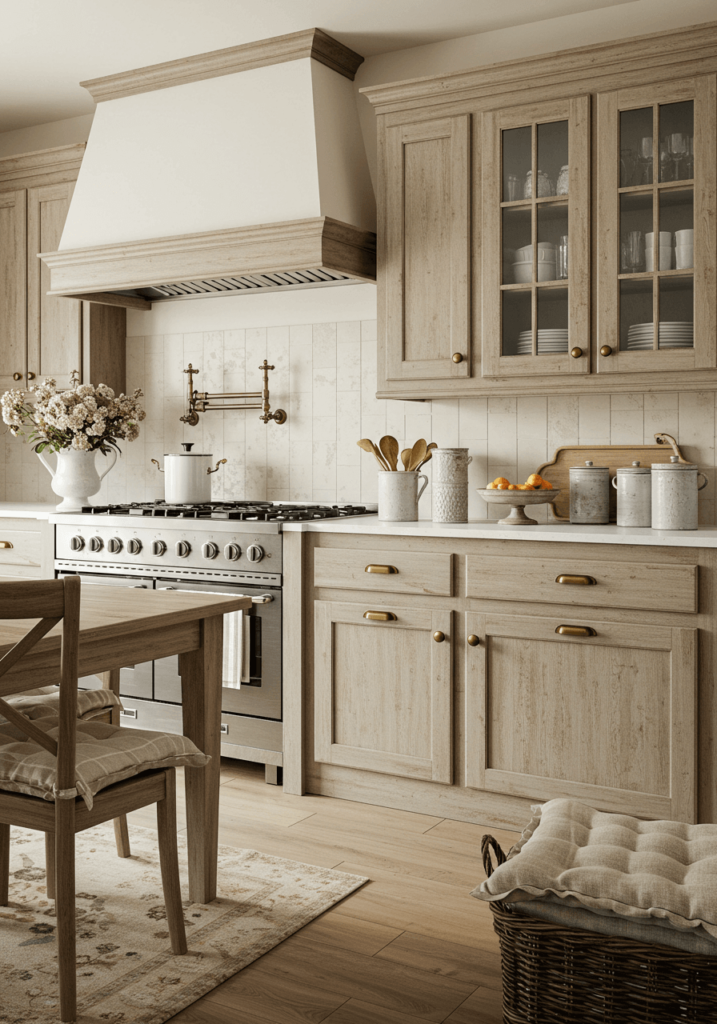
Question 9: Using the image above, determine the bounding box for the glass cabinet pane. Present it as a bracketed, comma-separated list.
[659, 101, 694, 183]
[620, 107, 653, 186]
[620, 193, 652, 273]
[659, 277, 694, 348]
[502, 291, 531, 356]
[538, 205, 568, 281]
[502, 126, 531, 201]
[537, 288, 569, 354]
[502, 207, 531, 284]
[537, 120, 569, 198]
[620, 279, 654, 351]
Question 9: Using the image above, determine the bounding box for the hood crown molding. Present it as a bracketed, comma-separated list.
[81, 27, 364, 103]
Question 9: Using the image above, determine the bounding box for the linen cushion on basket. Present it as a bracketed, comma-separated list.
[0, 716, 209, 809]
[473, 798, 717, 942]
[2, 685, 123, 722]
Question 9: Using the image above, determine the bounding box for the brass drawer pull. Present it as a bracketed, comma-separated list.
[363, 611, 397, 622]
[467, 634, 480, 647]
[433, 631, 446, 643]
[555, 624, 597, 638]
[0, 541, 13, 549]
[555, 574, 597, 586]
[365, 564, 399, 575]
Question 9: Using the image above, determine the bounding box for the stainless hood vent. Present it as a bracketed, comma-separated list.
[40, 29, 376, 310]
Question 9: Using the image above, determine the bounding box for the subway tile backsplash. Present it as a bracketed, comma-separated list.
[2, 316, 716, 523]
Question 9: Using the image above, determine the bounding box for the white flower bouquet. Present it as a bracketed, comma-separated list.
[1, 370, 146, 455]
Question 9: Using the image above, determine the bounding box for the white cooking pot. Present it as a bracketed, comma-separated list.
[151, 443, 227, 503]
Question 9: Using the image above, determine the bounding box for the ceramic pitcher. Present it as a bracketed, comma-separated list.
[37, 447, 117, 512]
[378, 471, 428, 522]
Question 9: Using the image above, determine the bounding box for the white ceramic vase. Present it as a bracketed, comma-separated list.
[431, 448, 472, 523]
[37, 447, 117, 512]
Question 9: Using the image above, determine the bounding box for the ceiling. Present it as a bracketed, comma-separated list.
[0, 0, 640, 133]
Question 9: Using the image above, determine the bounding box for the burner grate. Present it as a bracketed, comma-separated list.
[81, 501, 374, 522]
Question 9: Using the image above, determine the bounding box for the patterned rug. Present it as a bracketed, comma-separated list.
[0, 823, 367, 1023]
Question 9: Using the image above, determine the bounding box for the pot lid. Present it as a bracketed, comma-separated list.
[617, 460, 651, 474]
[652, 456, 696, 470]
[570, 460, 608, 471]
[164, 443, 212, 457]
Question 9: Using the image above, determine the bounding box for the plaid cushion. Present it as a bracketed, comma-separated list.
[3, 686, 123, 722]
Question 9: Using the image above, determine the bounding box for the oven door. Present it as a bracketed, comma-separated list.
[56, 572, 154, 699]
[153, 579, 281, 721]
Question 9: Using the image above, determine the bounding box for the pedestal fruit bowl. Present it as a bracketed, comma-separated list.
[477, 487, 561, 525]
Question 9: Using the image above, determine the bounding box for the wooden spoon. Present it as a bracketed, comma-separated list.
[400, 448, 412, 471]
[408, 438, 427, 472]
[416, 442, 438, 470]
[379, 435, 399, 471]
[357, 438, 390, 471]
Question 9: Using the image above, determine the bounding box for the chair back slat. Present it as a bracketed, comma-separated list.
[0, 696, 58, 755]
[0, 580, 65, 620]
[0, 617, 61, 684]
[57, 576, 80, 792]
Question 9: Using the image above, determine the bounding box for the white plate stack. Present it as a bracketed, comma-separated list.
[626, 321, 694, 350]
[516, 329, 569, 355]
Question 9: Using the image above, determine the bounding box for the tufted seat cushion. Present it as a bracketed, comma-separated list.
[473, 798, 717, 941]
[2, 685, 123, 722]
[0, 716, 209, 810]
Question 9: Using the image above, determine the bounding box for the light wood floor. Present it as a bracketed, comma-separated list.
[128, 759, 519, 1024]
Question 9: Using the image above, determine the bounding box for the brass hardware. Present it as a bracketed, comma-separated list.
[0, 541, 13, 549]
[555, 624, 597, 637]
[570, 347, 583, 359]
[433, 631, 446, 643]
[363, 611, 397, 622]
[26, 372, 35, 380]
[452, 352, 463, 363]
[365, 564, 399, 575]
[600, 345, 613, 357]
[555, 574, 597, 586]
[12, 373, 21, 381]
[180, 361, 287, 427]
[207, 458, 228, 475]
[151, 459, 164, 473]
[467, 634, 480, 646]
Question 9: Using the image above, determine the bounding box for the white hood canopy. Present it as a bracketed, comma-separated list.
[40, 29, 376, 309]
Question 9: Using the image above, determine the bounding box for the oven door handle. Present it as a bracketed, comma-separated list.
[158, 586, 274, 605]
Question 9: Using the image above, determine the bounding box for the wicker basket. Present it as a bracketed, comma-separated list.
[481, 835, 717, 1024]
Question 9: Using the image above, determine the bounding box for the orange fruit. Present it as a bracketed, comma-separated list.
[516, 484, 530, 490]
[497, 483, 510, 490]
[508, 484, 518, 490]
[540, 480, 553, 490]
[486, 482, 498, 489]
[492, 476, 509, 487]
[526, 473, 543, 486]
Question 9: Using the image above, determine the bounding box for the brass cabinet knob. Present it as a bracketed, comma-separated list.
[12, 373, 21, 381]
[600, 345, 613, 357]
[452, 352, 463, 363]
[467, 634, 480, 647]
[433, 630, 446, 643]
[27, 372, 35, 380]
[555, 624, 597, 638]
[570, 347, 583, 359]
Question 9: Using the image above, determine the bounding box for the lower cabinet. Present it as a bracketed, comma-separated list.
[314, 599, 453, 783]
[465, 612, 698, 822]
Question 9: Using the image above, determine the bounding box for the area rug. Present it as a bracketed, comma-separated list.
[0, 823, 367, 1024]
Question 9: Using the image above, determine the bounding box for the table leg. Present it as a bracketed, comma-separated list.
[179, 614, 223, 904]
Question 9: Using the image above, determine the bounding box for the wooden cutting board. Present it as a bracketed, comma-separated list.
[537, 432, 689, 523]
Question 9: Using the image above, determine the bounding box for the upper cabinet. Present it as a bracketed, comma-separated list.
[0, 146, 126, 395]
[363, 22, 717, 399]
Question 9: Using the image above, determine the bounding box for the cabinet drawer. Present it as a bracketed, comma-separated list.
[0, 523, 44, 578]
[314, 547, 452, 596]
[466, 555, 697, 613]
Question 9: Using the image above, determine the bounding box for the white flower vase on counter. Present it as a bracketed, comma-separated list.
[37, 447, 117, 512]
[431, 448, 472, 523]
[378, 471, 428, 522]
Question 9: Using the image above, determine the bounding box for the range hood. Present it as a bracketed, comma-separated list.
[40, 29, 376, 310]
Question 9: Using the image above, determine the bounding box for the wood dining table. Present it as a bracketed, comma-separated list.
[0, 580, 251, 905]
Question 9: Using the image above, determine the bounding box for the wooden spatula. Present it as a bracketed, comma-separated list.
[379, 435, 399, 471]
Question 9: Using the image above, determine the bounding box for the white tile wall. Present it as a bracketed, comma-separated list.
[2, 317, 716, 523]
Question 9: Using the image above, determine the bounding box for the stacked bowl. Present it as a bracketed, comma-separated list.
[675, 229, 693, 269]
[512, 242, 556, 283]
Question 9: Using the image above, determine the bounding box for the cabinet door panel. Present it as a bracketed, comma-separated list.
[315, 600, 452, 783]
[27, 183, 81, 388]
[385, 116, 470, 381]
[0, 191, 27, 391]
[465, 612, 697, 821]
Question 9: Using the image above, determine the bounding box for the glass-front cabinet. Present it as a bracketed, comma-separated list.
[597, 78, 716, 373]
[482, 97, 590, 378]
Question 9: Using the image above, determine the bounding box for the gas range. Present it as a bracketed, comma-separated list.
[82, 500, 375, 522]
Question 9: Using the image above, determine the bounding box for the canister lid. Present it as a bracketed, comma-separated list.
[570, 460, 608, 471]
[651, 456, 695, 470]
[617, 460, 651, 474]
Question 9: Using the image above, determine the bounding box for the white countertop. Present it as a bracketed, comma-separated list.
[282, 517, 717, 547]
[0, 502, 56, 520]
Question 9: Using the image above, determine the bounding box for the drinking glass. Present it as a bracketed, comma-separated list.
[638, 136, 653, 184]
[625, 230, 645, 273]
[557, 235, 569, 280]
[620, 149, 637, 187]
[668, 132, 689, 181]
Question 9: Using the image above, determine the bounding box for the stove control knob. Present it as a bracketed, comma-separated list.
[176, 540, 191, 558]
[89, 536, 103, 552]
[224, 543, 241, 562]
[202, 542, 219, 560]
[127, 538, 142, 555]
[246, 544, 264, 563]
[69, 536, 85, 551]
[152, 540, 167, 556]
[107, 537, 123, 554]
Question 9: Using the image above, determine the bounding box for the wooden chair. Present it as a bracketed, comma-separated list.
[0, 577, 188, 1023]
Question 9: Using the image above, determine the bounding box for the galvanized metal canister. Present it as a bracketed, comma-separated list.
[569, 460, 610, 524]
[651, 456, 708, 530]
[611, 461, 651, 527]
